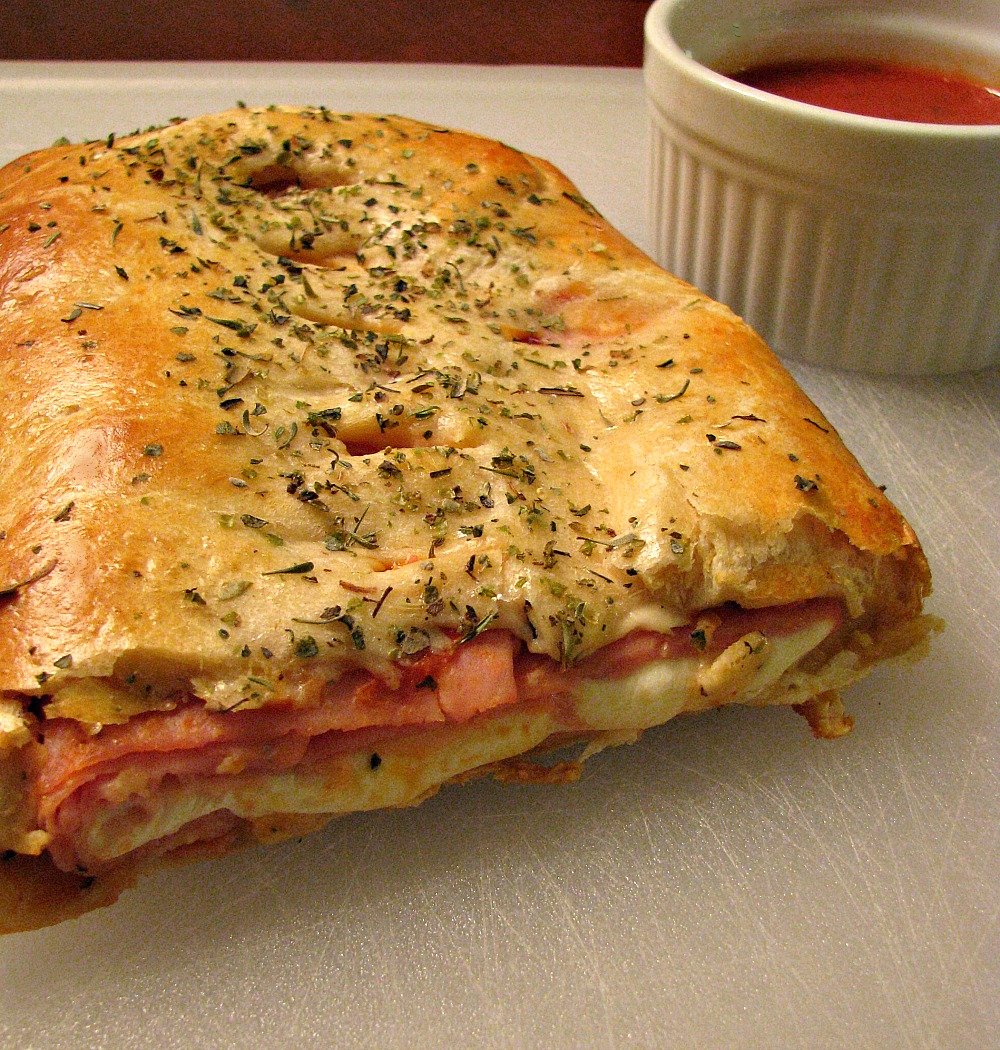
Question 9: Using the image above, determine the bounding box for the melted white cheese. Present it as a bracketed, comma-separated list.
[613, 603, 688, 639]
[576, 618, 834, 730]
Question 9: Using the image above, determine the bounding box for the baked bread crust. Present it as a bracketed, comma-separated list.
[0, 107, 931, 931]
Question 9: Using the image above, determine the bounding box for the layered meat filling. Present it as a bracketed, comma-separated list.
[21, 598, 844, 874]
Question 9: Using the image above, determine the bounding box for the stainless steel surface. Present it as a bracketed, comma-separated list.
[0, 62, 996, 1050]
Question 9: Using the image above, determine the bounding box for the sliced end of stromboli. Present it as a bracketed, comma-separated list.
[0, 590, 935, 934]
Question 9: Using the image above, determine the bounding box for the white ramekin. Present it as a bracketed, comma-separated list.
[643, 0, 1000, 374]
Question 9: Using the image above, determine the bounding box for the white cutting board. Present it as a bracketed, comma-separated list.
[0, 63, 996, 1050]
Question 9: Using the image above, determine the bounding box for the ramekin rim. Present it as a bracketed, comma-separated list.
[643, 0, 1000, 143]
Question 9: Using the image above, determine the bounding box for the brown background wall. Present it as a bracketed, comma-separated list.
[1, 1, 653, 65]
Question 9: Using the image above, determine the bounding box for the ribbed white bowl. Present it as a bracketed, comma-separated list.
[644, 0, 1000, 374]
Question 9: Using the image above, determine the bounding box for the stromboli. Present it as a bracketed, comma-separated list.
[0, 107, 932, 932]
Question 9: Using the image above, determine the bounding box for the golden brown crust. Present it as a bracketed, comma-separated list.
[0, 107, 932, 932]
[0, 106, 929, 706]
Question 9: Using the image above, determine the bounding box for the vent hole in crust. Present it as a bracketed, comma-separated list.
[252, 230, 362, 275]
[338, 430, 440, 458]
[244, 162, 357, 198]
[245, 165, 302, 197]
[286, 300, 399, 336]
[335, 421, 482, 458]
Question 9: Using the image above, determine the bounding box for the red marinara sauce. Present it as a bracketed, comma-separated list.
[732, 59, 1000, 125]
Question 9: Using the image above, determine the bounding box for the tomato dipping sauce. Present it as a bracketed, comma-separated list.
[732, 59, 1000, 125]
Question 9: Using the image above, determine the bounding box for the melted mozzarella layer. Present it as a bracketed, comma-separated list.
[576, 617, 836, 730]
